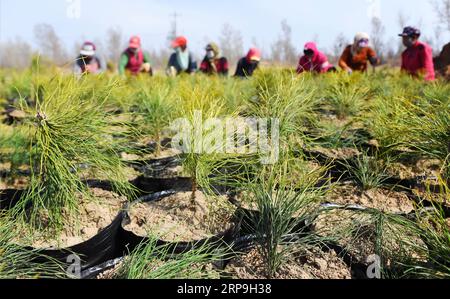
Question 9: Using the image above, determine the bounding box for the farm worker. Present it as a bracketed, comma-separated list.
[338, 32, 379, 74]
[73, 42, 106, 75]
[297, 42, 336, 74]
[234, 48, 261, 78]
[166, 36, 198, 76]
[118, 36, 153, 76]
[199, 43, 229, 76]
[399, 26, 435, 81]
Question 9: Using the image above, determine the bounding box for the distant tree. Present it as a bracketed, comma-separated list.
[371, 17, 386, 61]
[330, 33, 349, 63]
[395, 12, 409, 58]
[219, 23, 244, 68]
[431, 0, 450, 32]
[0, 37, 33, 69]
[33, 23, 68, 65]
[149, 48, 171, 71]
[106, 27, 125, 67]
[270, 20, 298, 65]
[397, 12, 408, 30]
[432, 26, 445, 53]
[73, 41, 82, 57]
[385, 37, 401, 66]
[251, 37, 261, 51]
[251, 37, 267, 60]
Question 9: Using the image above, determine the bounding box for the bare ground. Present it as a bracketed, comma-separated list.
[124, 190, 236, 242]
[226, 246, 351, 279]
[327, 184, 415, 214]
[13, 188, 127, 249]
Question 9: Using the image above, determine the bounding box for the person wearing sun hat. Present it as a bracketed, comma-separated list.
[199, 42, 229, 76]
[338, 32, 379, 73]
[234, 48, 261, 78]
[118, 36, 152, 76]
[166, 36, 197, 76]
[399, 26, 435, 81]
[73, 41, 106, 75]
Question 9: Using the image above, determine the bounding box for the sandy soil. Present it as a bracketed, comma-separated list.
[78, 165, 140, 182]
[413, 189, 450, 207]
[0, 176, 28, 190]
[147, 148, 182, 160]
[122, 166, 141, 181]
[309, 146, 361, 160]
[124, 190, 236, 242]
[121, 147, 182, 161]
[226, 246, 351, 279]
[0, 162, 10, 172]
[327, 185, 415, 214]
[313, 209, 425, 265]
[388, 159, 442, 181]
[97, 260, 124, 279]
[13, 188, 127, 249]
[120, 152, 142, 162]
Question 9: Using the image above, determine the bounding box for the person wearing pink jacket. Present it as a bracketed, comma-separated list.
[297, 42, 335, 74]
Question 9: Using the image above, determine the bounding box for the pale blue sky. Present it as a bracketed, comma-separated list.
[0, 0, 448, 56]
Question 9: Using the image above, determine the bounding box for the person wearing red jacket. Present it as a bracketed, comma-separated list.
[297, 42, 335, 74]
[399, 27, 435, 81]
[119, 36, 152, 76]
[200, 43, 229, 76]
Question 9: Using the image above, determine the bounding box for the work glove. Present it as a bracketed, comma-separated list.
[141, 63, 151, 73]
[166, 66, 178, 77]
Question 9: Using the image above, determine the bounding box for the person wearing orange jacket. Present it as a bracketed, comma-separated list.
[339, 32, 379, 74]
[399, 26, 435, 81]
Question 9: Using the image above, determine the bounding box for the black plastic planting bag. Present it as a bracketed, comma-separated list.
[29, 210, 126, 276]
[131, 176, 192, 195]
[0, 184, 128, 276]
[79, 191, 242, 279]
[80, 257, 123, 279]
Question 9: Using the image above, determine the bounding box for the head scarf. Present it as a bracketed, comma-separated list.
[352, 32, 370, 54]
[206, 43, 220, 59]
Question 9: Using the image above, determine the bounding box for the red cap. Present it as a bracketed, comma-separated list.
[129, 36, 141, 49]
[246, 48, 261, 62]
[171, 36, 187, 48]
